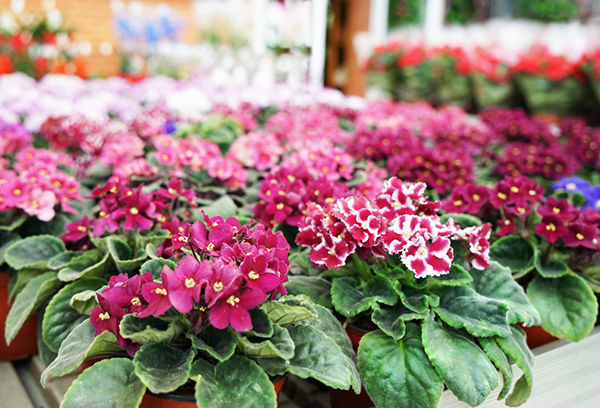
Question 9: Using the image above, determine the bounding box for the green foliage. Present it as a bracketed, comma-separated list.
[489, 236, 536, 277]
[514, 0, 579, 22]
[5, 235, 66, 270]
[133, 342, 195, 394]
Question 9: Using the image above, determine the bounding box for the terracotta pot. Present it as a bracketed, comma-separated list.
[330, 326, 372, 408]
[0, 272, 39, 361]
[81, 357, 105, 371]
[139, 376, 286, 408]
[520, 324, 559, 349]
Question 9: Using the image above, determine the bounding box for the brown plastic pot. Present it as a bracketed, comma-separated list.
[138, 375, 286, 408]
[330, 325, 373, 408]
[520, 324, 559, 349]
[0, 271, 39, 361]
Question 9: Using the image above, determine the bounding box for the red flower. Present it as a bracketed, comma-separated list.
[535, 215, 568, 243]
[208, 287, 266, 332]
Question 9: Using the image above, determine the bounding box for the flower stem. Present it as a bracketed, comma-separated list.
[189, 244, 201, 263]
[352, 252, 372, 282]
[541, 242, 554, 267]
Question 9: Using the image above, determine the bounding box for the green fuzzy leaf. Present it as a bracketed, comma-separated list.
[358, 325, 443, 408]
[433, 285, 511, 337]
[534, 254, 569, 278]
[61, 358, 146, 408]
[188, 326, 237, 362]
[133, 342, 194, 394]
[237, 324, 294, 359]
[244, 307, 274, 338]
[470, 261, 541, 326]
[70, 290, 99, 315]
[140, 258, 177, 280]
[0, 214, 26, 232]
[43, 278, 106, 352]
[291, 303, 361, 392]
[48, 251, 82, 270]
[372, 256, 408, 280]
[422, 314, 499, 406]
[396, 283, 438, 313]
[260, 300, 314, 325]
[195, 356, 277, 408]
[284, 276, 333, 308]
[57, 251, 110, 282]
[496, 326, 533, 386]
[37, 306, 58, 367]
[107, 237, 148, 273]
[0, 233, 20, 266]
[439, 213, 482, 228]
[41, 320, 123, 385]
[9, 268, 47, 302]
[428, 264, 473, 286]
[145, 243, 159, 259]
[479, 337, 513, 400]
[527, 275, 598, 342]
[5, 235, 66, 270]
[505, 375, 532, 407]
[120, 315, 183, 343]
[194, 195, 238, 220]
[371, 303, 407, 340]
[259, 325, 356, 391]
[489, 236, 536, 276]
[331, 276, 397, 318]
[133, 229, 169, 253]
[288, 249, 323, 277]
[5, 272, 61, 345]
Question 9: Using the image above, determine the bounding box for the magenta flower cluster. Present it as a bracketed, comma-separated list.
[296, 177, 491, 278]
[0, 147, 80, 221]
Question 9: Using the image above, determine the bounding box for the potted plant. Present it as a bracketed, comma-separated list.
[470, 47, 517, 110]
[40, 211, 360, 407]
[290, 177, 540, 408]
[443, 175, 599, 345]
[429, 47, 473, 109]
[1, 141, 82, 361]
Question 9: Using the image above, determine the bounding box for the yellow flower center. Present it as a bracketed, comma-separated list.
[130, 207, 139, 215]
[99, 211, 107, 217]
[131, 297, 141, 306]
[287, 175, 295, 182]
[576, 233, 585, 240]
[511, 186, 519, 193]
[206, 243, 215, 251]
[226, 295, 240, 307]
[99, 312, 110, 320]
[278, 190, 285, 196]
[248, 271, 260, 280]
[185, 278, 196, 288]
[325, 197, 334, 204]
[553, 207, 560, 214]
[213, 282, 224, 292]
[546, 224, 556, 232]
[517, 207, 526, 214]
[314, 190, 320, 196]
[53, 181, 62, 187]
[77, 226, 87, 232]
[453, 200, 463, 206]
[566, 183, 576, 191]
[178, 235, 188, 242]
[472, 194, 480, 202]
[168, 188, 177, 195]
[155, 288, 167, 296]
[161, 154, 169, 162]
[497, 192, 507, 200]
[276, 203, 284, 210]
[13, 189, 21, 196]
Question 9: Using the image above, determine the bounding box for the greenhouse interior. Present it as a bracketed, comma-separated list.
[1, 0, 600, 407]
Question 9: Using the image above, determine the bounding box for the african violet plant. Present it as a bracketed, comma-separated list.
[443, 175, 599, 342]
[40, 210, 359, 407]
[290, 177, 540, 408]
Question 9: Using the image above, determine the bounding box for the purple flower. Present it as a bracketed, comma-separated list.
[552, 176, 591, 195]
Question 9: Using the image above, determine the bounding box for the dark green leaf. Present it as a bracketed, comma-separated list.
[37, 305, 58, 367]
[428, 264, 473, 286]
[358, 325, 443, 408]
[57, 251, 110, 282]
[496, 326, 534, 385]
[41, 320, 123, 385]
[534, 254, 569, 278]
[107, 237, 148, 273]
[120, 315, 182, 343]
[237, 324, 294, 359]
[0, 214, 26, 232]
[0, 233, 20, 266]
[371, 303, 407, 340]
[43, 278, 106, 352]
[260, 300, 314, 325]
[434, 285, 510, 337]
[489, 236, 535, 276]
[139, 258, 177, 280]
[243, 307, 273, 338]
[188, 326, 237, 362]
[284, 276, 333, 308]
[5, 272, 61, 344]
[133, 342, 194, 393]
[331, 276, 397, 318]
[396, 283, 437, 313]
[195, 356, 277, 408]
[48, 251, 82, 270]
[61, 358, 146, 408]
[422, 314, 499, 406]
[70, 290, 99, 315]
[133, 229, 169, 253]
[9, 268, 47, 302]
[258, 325, 357, 391]
[479, 337, 513, 400]
[505, 375, 532, 407]
[527, 275, 598, 342]
[470, 261, 540, 326]
[5, 235, 66, 270]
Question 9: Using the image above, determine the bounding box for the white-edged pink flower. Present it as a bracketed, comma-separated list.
[461, 223, 492, 270]
[401, 235, 453, 278]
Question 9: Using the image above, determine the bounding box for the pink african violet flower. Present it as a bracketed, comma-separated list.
[535, 215, 569, 243]
[202, 260, 243, 307]
[163, 256, 208, 313]
[239, 254, 281, 293]
[90, 294, 126, 346]
[62, 216, 94, 242]
[17, 188, 56, 221]
[208, 286, 266, 332]
[115, 185, 157, 231]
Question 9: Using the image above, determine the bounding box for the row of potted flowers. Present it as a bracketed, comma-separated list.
[1, 86, 599, 407]
[365, 42, 600, 118]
